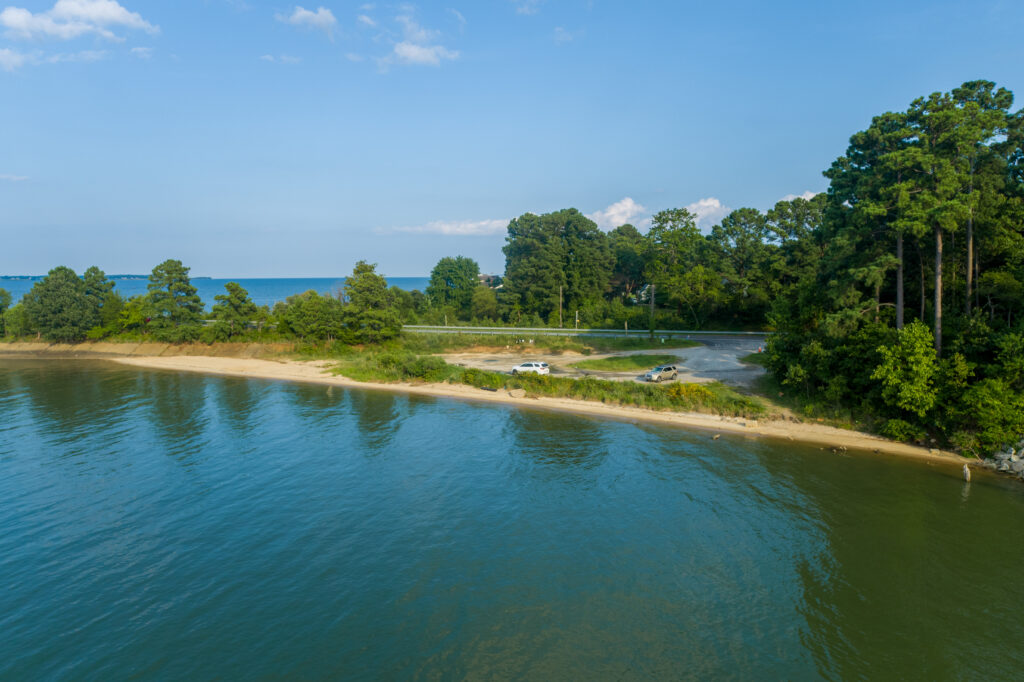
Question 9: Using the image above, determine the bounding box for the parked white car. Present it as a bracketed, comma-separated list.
[511, 362, 549, 376]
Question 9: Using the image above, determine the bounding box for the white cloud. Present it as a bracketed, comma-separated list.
[276, 6, 336, 38]
[0, 0, 158, 41]
[0, 46, 26, 69]
[392, 40, 457, 65]
[0, 173, 28, 181]
[553, 26, 579, 44]
[43, 48, 105, 62]
[259, 53, 300, 64]
[356, 13, 375, 27]
[129, 45, 151, 58]
[780, 190, 819, 202]
[396, 14, 438, 43]
[512, 0, 543, 15]
[587, 197, 648, 230]
[686, 197, 730, 229]
[382, 218, 508, 236]
[448, 8, 465, 30]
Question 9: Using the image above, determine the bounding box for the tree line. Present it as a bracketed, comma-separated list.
[0, 259, 403, 345]
[765, 80, 1024, 454]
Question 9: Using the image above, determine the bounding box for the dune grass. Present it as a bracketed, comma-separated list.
[570, 353, 679, 372]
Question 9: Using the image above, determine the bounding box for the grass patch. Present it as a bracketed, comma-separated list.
[739, 352, 769, 366]
[570, 353, 678, 372]
[328, 348, 767, 419]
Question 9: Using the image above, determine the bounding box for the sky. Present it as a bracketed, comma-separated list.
[1, 0, 1023, 277]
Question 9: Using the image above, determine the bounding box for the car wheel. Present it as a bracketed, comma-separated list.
[512, 369, 518, 376]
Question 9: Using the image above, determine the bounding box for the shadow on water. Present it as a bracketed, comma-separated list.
[346, 389, 403, 452]
[4, 361, 139, 458]
[136, 369, 212, 466]
[501, 408, 610, 474]
[745, 440, 1024, 680]
[209, 375, 266, 436]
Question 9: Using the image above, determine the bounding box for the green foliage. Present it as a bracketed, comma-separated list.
[211, 282, 258, 337]
[341, 260, 402, 343]
[871, 321, 939, 417]
[279, 290, 344, 341]
[147, 259, 203, 339]
[767, 79, 1024, 455]
[22, 266, 99, 342]
[3, 303, 28, 338]
[470, 285, 498, 321]
[502, 209, 613, 321]
[426, 256, 479, 319]
[0, 288, 10, 336]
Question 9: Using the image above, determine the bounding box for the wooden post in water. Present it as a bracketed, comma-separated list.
[963, 464, 971, 482]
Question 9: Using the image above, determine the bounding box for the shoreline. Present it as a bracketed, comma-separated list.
[0, 344, 970, 468]
[95, 355, 969, 467]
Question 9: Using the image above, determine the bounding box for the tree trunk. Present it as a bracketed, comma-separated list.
[874, 283, 881, 324]
[919, 247, 926, 322]
[896, 234, 904, 329]
[934, 226, 943, 356]
[965, 213, 973, 316]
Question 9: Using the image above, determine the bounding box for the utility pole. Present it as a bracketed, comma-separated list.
[649, 283, 656, 339]
[575, 310, 579, 329]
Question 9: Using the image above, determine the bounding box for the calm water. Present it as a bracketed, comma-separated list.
[0, 276, 430, 310]
[1, 360, 1022, 679]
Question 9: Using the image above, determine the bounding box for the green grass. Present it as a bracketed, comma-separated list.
[570, 353, 679, 372]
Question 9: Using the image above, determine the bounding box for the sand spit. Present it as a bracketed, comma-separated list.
[99, 354, 971, 468]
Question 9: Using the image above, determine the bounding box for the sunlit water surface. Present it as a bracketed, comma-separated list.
[1, 360, 1022, 679]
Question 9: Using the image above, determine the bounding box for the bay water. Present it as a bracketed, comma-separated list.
[1, 359, 1022, 679]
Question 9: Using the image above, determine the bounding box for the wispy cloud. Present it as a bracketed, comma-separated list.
[379, 218, 508, 236]
[511, 0, 543, 15]
[0, 46, 26, 70]
[356, 13, 375, 27]
[129, 45, 151, 58]
[780, 190, 819, 202]
[378, 12, 458, 68]
[276, 5, 336, 39]
[686, 197, 730, 229]
[0, 45, 106, 69]
[448, 8, 465, 30]
[0, 0, 158, 41]
[553, 26, 581, 44]
[0, 173, 28, 181]
[587, 197, 648, 230]
[259, 53, 300, 64]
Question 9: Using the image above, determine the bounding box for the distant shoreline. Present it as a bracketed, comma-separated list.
[0, 341, 971, 470]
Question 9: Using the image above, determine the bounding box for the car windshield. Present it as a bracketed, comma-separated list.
[654, 366, 668, 371]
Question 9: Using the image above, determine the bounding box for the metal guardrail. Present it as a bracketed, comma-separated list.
[403, 325, 767, 337]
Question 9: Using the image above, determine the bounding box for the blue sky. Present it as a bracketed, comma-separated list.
[2, 0, 1022, 276]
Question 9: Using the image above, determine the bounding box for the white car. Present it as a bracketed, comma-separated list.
[511, 361, 549, 376]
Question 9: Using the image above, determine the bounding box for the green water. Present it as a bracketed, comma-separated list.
[1, 359, 1022, 679]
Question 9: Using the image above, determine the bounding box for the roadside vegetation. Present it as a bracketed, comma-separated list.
[3, 78, 1023, 456]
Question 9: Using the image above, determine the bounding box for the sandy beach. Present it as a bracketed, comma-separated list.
[102, 354, 969, 466]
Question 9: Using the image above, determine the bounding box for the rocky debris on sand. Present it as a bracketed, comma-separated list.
[982, 443, 1024, 481]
